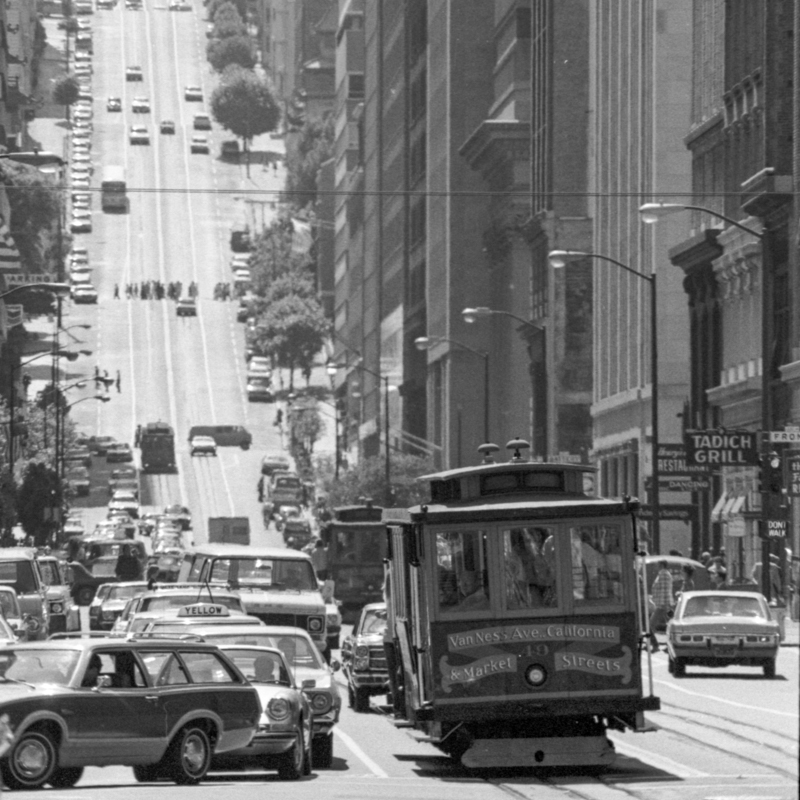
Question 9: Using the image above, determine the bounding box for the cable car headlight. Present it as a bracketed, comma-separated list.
[524, 663, 547, 688]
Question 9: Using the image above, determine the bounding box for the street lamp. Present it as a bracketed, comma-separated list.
[415, 336, 490, 445]
[548, 249, 661, 552]
[327, 359, 391, 505]
[639, 201, 773, 598]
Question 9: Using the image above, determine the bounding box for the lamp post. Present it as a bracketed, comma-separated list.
[639, 201, 773, 598]
[415, 335, 490, 446]
[42, 379, 86, 449]
[548, 249, 661, 553]
[461, 306, 546, 454]
[327, 360, 391, 505]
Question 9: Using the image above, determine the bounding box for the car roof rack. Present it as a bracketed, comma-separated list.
[48, 632, 112, 640]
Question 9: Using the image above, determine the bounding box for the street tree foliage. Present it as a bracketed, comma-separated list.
[252, 293, 328, 389]
[0, 161, 64, 275]
[210, 66, 280, 144]
[316, 452, 434, 509]
[249, 220, 307, 292]
[289, 406, 325, 475]
[207, 34, 255, 72]
[286, 114, 335, 208]
[17, 461, 62, 546]
[212, 12, 246, 40]
[208, 0, 247, 22]
[52, 74, 80, 108]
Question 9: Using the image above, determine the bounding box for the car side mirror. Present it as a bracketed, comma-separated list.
[94, 675, 112, 690]
[330, 659, 341, 672]
[301, 678, 316, 690]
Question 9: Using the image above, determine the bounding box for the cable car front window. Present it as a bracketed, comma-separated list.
[502, 527, 557, 610]
[570, 524, 624, 606]
[436, 529, 490, 614]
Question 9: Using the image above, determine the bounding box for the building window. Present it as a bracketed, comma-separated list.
[348, 74, 364, 100]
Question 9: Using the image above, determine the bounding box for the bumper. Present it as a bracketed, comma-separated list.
[311, 711, 338, 737]
[350, 671, 389, 690]
[217, 731, 295, 760]
[669, 644, 778, 666]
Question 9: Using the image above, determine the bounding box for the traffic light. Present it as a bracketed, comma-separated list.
[760, 451, 783, 495]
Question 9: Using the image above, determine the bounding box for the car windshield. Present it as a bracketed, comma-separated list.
[0, 648, 81, 685]
[683, 595, 767, 619]
[222, 649, 292, 686]
[209, 557, 316, 591]
[108, 584, 145, 601]
[204, 633, 324, 669]
[361, 608, 388, 636]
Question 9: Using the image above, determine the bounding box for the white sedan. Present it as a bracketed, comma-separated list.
[129, 125, 150, 145]
[190, 435, 217, 456]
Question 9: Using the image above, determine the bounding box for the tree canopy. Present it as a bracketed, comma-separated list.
[52, 74, 80, 108]
[17, 461, 62, 546]
[207, 34, 255, 72]
[210, 66, 280, 142]
[285, 114, 335, 207]
[208, 0, 247, 22]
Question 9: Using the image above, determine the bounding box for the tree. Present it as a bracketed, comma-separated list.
[0, 161, 65, 275]
[286, 114, 335, 207]
[249, 220, 309, 291]
[208, 0, 247, 22]
[289, 406, 325, 475]
[253, 294, 328, 388]
[212, 13, 246, 39]
[207, 35, 255, 72]
[52, 75, 80, 122]
[317, 453, 435, 509]
[211, 67, 280, 174]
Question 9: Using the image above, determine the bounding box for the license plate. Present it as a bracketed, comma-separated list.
[713, 646, 735, 656]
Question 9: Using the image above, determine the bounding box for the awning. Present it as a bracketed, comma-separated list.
[710, 492, 728, 523]
[724, 494, 746, 520]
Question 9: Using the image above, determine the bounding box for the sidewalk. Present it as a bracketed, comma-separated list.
[782, 616, 799, 647]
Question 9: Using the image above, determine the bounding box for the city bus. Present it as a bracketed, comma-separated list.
[101, 165, 127, 212]
[382, 439, 660, 769]
[138, 421, 176, 473]
[319, 503, 386, 621]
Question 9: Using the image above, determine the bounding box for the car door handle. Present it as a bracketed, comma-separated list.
[145, 695, 159, 703]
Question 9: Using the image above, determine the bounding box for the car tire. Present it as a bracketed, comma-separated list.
[763, 658, 776, 679]
[48, 766, 84, 788]
[673, 657, 686, 678]
[667, 656, 675, 675]
[163, 725, 211, 785]
[132, 764, 161, 782]
[76, 586, 95, 606]
[313, 733, 333, 769]
[354, 686, 371, 713]
[3, 729, 59, 790]
[277, 731, 304, 780]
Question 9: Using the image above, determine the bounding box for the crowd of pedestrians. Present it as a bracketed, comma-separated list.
[213, 282, 233, 300]
[114, 280, 199, 300]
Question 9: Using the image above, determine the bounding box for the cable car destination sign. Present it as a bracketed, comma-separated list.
[684, 430, 760, 466]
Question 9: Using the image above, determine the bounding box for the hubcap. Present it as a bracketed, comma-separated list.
[183, 734, 206, 774]
[16, 740, 48, 778]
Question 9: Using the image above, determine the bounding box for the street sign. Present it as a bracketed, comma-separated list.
[684, 430, 760, 466]
[727, 518, 746, 538]
[656, 443, 710, 476]
[788, 455, 800, 497]
[769, 429, 800, 443]
[645, 476, 711, 491]
[638, 504, 697, 523]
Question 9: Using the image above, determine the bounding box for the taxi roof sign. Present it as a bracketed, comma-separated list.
[177, 603, 230, 617]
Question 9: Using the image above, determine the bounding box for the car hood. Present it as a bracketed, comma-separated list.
[0, 682, 69, 703]
[251, 683, 301, 711]
[238, 590, 325, 615]
[351, 632, 384, 646]
[670, 617, 779, 635]
[290, 665, 338, 696]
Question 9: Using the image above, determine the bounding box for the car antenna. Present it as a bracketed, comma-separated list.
[198, 577, 216, 605]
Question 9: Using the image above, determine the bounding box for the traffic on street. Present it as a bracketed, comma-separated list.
[0, 1, 796, 799]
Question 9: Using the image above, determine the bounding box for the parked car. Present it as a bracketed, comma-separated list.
[184, 85, 203, 101]
[341, 602, 390, 712]
[0, 639, 260, 788]
[66, 466, 91, 496]
[108, 466, 139, 496]
[0, 550, 50, 640]
[86, 435, 117, 455]
[190, 135, 209, 154]
[106, 442, 134, 462]
[221, 140, 240, 158]
[666, 590, 781, 678]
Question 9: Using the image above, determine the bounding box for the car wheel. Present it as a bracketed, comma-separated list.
[277, 731, 304, 780]
[673, 657, 686, 678]
[132, 764, 161, 782]
[3, 729, 59, 790]
[763, 658, 776, 679]
[313, 733, 333, 769]
[75, 585, 96, 606]
[163, 725, 211, 785]
[354, 686, 371, 713]
[667, 656, 675, 674]
[48, 766, 84, 788]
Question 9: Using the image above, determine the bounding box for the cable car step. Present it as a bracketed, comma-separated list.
[392, 720, 415, 728]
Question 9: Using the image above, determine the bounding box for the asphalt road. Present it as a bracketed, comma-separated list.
[36, 1, 800, 798]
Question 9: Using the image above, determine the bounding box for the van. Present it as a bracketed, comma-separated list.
[0, 549, 49, 639]
[187, 425, 252, 450]
[176, 545, 326, 649]
[193, 113, 212, 131]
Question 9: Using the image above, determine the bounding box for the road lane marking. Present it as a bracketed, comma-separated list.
[334, 727, 389, 778]
[653, 678, 799, 719]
